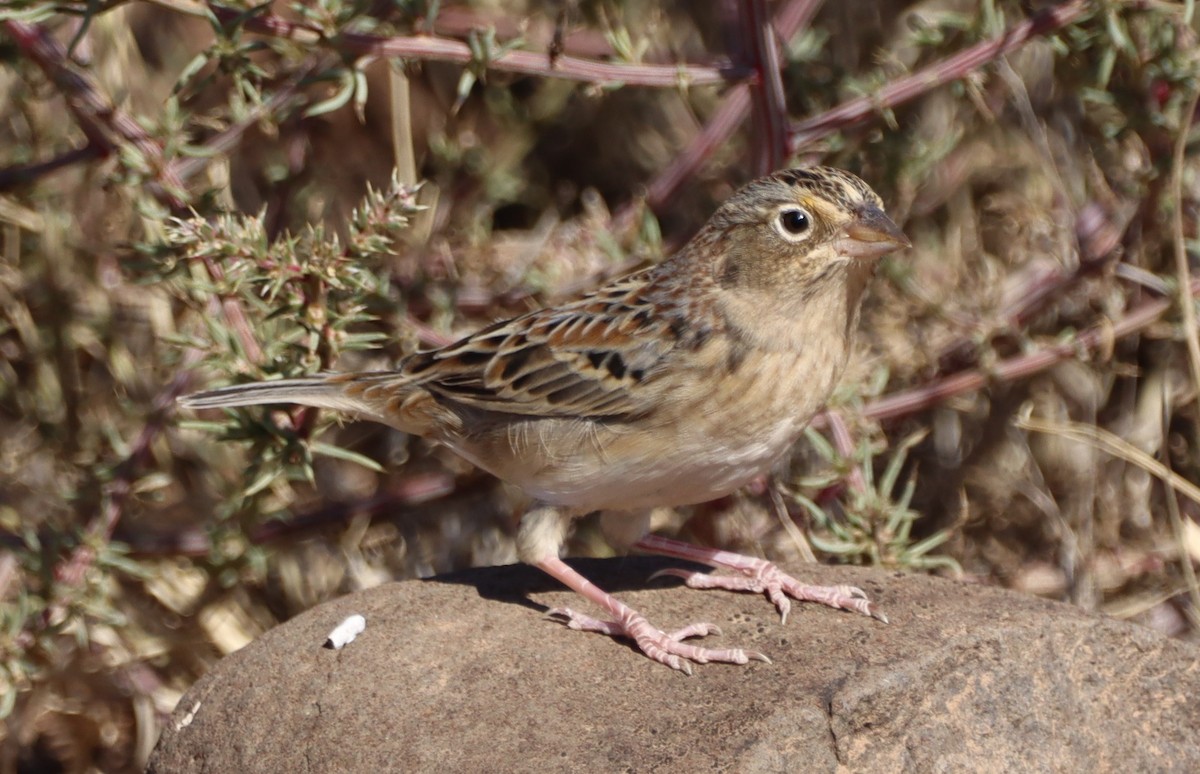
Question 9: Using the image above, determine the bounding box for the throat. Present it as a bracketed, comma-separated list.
[718, 290, 850, 354]
[718, 260, 875, 352]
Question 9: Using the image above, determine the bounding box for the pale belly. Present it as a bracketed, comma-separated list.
[451, 347, 839, 513]
[516, 420, 803, 511]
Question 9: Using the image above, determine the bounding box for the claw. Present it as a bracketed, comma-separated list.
[647, 567, 692, 584]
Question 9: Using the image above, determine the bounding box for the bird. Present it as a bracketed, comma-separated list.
[180, 166, 909, 673]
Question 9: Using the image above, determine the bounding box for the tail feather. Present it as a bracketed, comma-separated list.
[179, 375, 371, 415]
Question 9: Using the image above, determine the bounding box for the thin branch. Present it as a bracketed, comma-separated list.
[644, 85, 752, 214]
[741, 0, 790, 174]
[210, 5, 752, 88]
[642, 0, 824, 214]
[2, 20, 189, 210]
[167, 72, 310, 184]
[822, 278, 1200, 427]
[0, 143, 102, 190]
[789, 0, 1089, 150]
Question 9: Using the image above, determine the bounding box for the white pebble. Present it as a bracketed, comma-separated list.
[325, 614, 366, 649]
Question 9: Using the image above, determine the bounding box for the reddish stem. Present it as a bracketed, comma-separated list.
[812, 277, 1198, 429]
[741, 0, 790, 174]
[642, 0, 825, 214]
[3, 20, 190, 209]
[790, 0, 1088, 150]
[211, 5, 752, 88]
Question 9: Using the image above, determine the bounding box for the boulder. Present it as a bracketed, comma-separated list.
[147, 558, 1200, 773]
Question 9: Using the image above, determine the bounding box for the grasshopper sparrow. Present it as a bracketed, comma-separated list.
[181, 167, 909, 673]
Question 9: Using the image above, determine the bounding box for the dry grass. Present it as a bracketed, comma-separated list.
[2, 1, 1200, 770]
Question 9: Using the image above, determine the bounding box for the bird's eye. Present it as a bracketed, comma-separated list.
[776, 208, 812, 240]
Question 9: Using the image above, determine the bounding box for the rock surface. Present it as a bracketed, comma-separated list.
[148, 558, 1200, 773]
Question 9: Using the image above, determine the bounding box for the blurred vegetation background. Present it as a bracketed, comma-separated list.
[2, 0, 1199, 770]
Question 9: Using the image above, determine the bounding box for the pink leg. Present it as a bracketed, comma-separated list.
[635, 534, 888, 625]
[536, 556, 770, 675]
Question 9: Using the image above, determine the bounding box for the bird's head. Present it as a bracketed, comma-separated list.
[706, 166, 909, 296]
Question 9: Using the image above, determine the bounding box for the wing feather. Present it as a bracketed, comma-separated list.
[399, 269, 706, 420]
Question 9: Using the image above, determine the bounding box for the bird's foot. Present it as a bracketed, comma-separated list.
[650, 560, 887, 625]
[547, 607, 770, 675]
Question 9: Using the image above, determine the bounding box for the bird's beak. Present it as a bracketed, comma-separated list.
[833, 206, 911, 260]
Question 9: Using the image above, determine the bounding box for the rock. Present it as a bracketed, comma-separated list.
[147, 558, 1200, 773]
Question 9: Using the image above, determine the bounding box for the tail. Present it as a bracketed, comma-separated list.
[179, 374, 385, 418]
